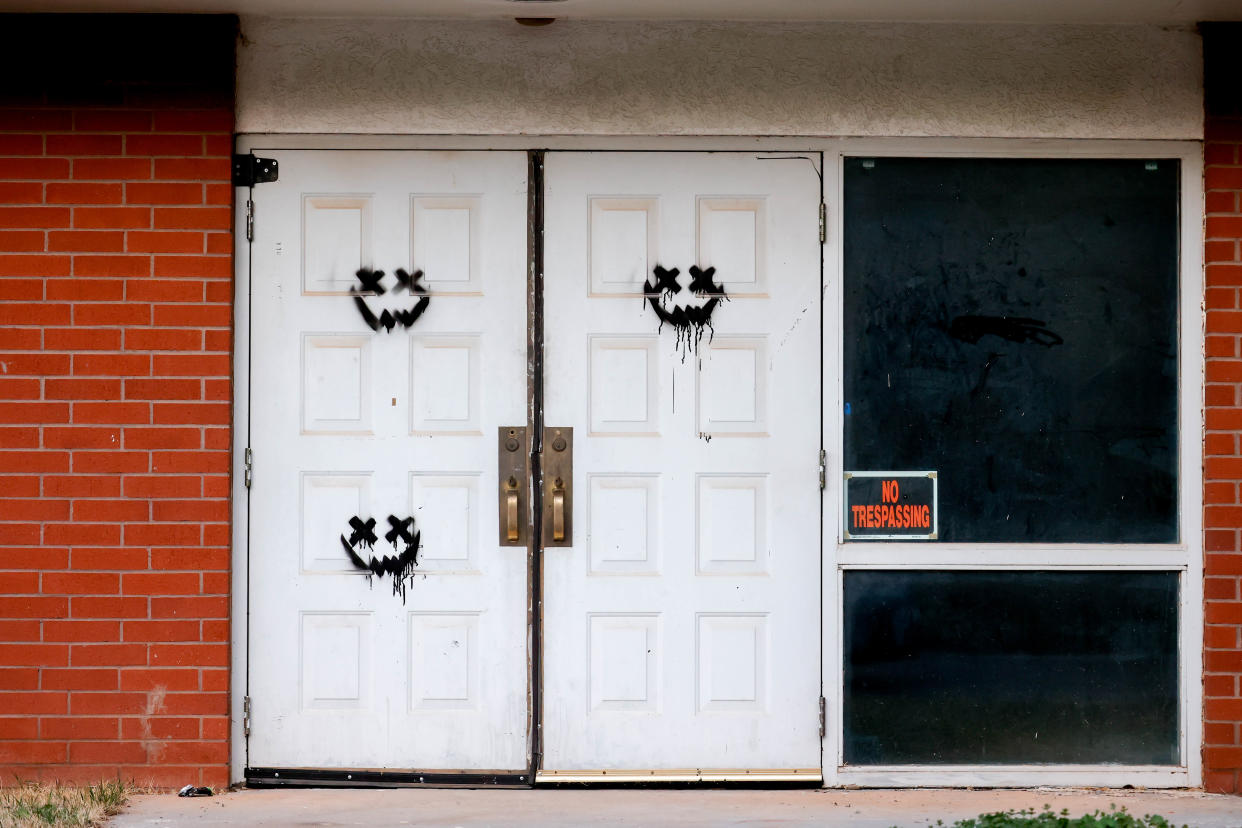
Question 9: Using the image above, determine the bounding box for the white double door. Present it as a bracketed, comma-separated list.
[246, 149, 821, 775]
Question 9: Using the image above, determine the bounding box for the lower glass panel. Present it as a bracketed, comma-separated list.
[843, 570, 1179, 765]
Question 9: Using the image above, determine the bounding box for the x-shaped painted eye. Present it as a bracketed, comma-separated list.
[687, 265, 721, 295]
[385, 515, 416, 548]
[650, 265, 681, 295]
[393, 268, 427, 295]
[346, 516, 378, 548]
[353, 267, 387, 295]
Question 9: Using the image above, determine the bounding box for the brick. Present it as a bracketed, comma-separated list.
[47, 134, 123, 156]
[153, 207, 230, 230]
[72, 254, 150, 277]
[43, 328, 122, 351]
[43, 427, 120, 449]
[0, 427, 38, 448]
[0, 644, 68, 667]
[42, 522, 121, 546]
[47, 230, 125, 252]
[154, 158, 231, 181]
[0, 450, 70, 473]
[47, 277, 124, 301]
[1209, 216, 1242, 239]
[42, 573, 120, 595]
[42, 668, 118, 690]
[155, 740, 228, 765]
[46, 182, 122, 204]
[0, 692, 67, 715]
[45, 378, 121, 400]
[127, 231, 203, 254]
[41, 717, 118, 739]
[69, 692, 149, 715]
[0, 498, 68, 520]
[0, 718, 38, 739]
[123, 476, 201, 498]
[126, 328, 201, 351]
[124, 378, 200, 401]
[0, 474, 38, 494]
[72, 353, 150, 377]
[0, 352, 69, 375]
[0, 301, 70, 324]
[0, 543, 61, 567]
[152, 304, 230, 327]
[70, 597, 148, 619]
[0, 741, 68, 764]
[0, 207, 70, 228]
[154, 402, 229, 425]
[71, 548, 148, 570]
[0, 182, 44, 203]
[126, 278, 203, 303]
[151, 547, 228, 571]
[71, 451, 149, 474]
[150, 646, 226, 669]
[152, 110, 233, 132]
[0, 596, 68, 619]
[150, 451, 227, 473]
[0, 525, 40, 545]
[123, 620, 200, 642]
[69, 741, 149, 764]
[125, 135, 203, 156]
[0, 134, 42, 154]
[152, 256, 230, 279]
[126, 182, 202, 205]
[73, 303, 151, 326]
[150, 597, 227, 619]
[204, 183, 231, 205]
[0, 379, 40, 401]
[0, 254, 70, 275]
[0, 230, 45, 251]
[43, 620, 121, 642]
[205, 234, 232, 255]
[70, 644, 147, 667]
[75, 111, 151, 132]
[0, 572, 38, 592]
[73, 500, 149, 522]
[73, 207, 150, 230]
[122, 525, 201, 548]
[0, 278, 42, 300]
[123, 427, 201, 449]
[72, 402, 151, 424]
[0, 158, 69, 179]
[119, 669, 199, 693]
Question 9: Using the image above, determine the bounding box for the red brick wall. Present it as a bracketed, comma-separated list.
[0, 15, 236, 788]
[1203, 21, 1242, 795]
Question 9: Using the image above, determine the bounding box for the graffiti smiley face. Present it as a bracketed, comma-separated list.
[350, 267, 431, 333]
[642, 265, 728, 356]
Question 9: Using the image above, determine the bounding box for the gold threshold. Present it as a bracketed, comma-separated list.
[536, 768, 821, 784]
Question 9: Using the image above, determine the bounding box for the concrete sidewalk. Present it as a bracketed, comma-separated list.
[110, 787, 1242, 827]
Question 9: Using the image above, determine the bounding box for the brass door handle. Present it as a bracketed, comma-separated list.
[552, 477, 566, 542]
[506, 477, 520, 542]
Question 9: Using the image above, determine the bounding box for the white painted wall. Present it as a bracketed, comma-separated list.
[237, 18, 1203, 139]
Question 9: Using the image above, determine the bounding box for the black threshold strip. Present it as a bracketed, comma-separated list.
[244, 767, 531, 788]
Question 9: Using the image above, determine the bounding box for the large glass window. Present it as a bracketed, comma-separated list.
[843, 158, 1179, 543]
[843, 570, 1180, 765]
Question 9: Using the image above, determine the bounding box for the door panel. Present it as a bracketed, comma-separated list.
[247, 150, 528, 771]
[541, 152, 822, 773]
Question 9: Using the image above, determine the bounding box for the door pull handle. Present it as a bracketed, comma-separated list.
[552, 478, 566, 542]
[506, 477, 520, 543]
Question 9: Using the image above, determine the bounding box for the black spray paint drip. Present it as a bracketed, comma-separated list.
[642, 265, 728, 359]
[948, 315, 1063, 348]
[350, 267, 431, 333]
[340, 514, 421, 602]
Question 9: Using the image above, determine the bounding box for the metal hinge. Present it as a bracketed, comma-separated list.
[817, 449, 826, 490]
[244, 199, 254, 243]
[244, 447, 253, 489]
[818, 696, 826, 739]
[242, 696, 252, 738]
[232, 154, 279, 188]
[818, 202, 826, 244]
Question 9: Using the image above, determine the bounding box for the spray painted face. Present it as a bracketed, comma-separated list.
[340, 514, 421, 601]
[350, 267, 431, 332]
[642, 265, 728, 355]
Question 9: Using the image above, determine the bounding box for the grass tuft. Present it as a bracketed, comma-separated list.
[943, 804, 1187, 828]
[0, 780, 133, 828]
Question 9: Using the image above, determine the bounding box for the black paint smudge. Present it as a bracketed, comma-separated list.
[340, 513, 421, 602]
[643, 265, 728, 359]
[948, 315, 1063, 347]
[350, 267, 431, 333]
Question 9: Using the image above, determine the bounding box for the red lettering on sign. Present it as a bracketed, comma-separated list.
[882, 479, 899, 503]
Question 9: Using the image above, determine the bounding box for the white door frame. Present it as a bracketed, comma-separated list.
[231, 135, 1204, 788]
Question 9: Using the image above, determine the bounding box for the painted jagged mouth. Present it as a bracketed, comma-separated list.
[350, 267, 431, 332]
[642, 264, 728, 357]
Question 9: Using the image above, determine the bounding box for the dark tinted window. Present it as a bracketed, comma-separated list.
[843, 570, 1180, 765]
[843, 158, 1179, 543]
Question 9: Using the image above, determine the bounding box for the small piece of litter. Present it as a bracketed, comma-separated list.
[178, 785, 213, 797]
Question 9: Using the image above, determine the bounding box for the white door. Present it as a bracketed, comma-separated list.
[247, 151, 529, 771]
[541, 152, 823, 777]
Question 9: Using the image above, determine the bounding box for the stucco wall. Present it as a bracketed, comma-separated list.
[237, 18, 1202, 139]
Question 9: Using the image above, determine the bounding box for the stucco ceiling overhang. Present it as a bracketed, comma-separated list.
[1, 0, 1241, 21]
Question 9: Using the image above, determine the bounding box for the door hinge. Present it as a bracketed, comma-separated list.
[242, 695, 252, 738]
[818, 202, 826, 244]
[817, 449, 827, 490]
[818, 696, 826, 739]
[244, 199, 254, 243]
[244, 447, 253, 489]
[232, 154, 279, 188]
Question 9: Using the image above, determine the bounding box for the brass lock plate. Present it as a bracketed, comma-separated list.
[542, 426, 572, 547]
[498, 426, 528, 546]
